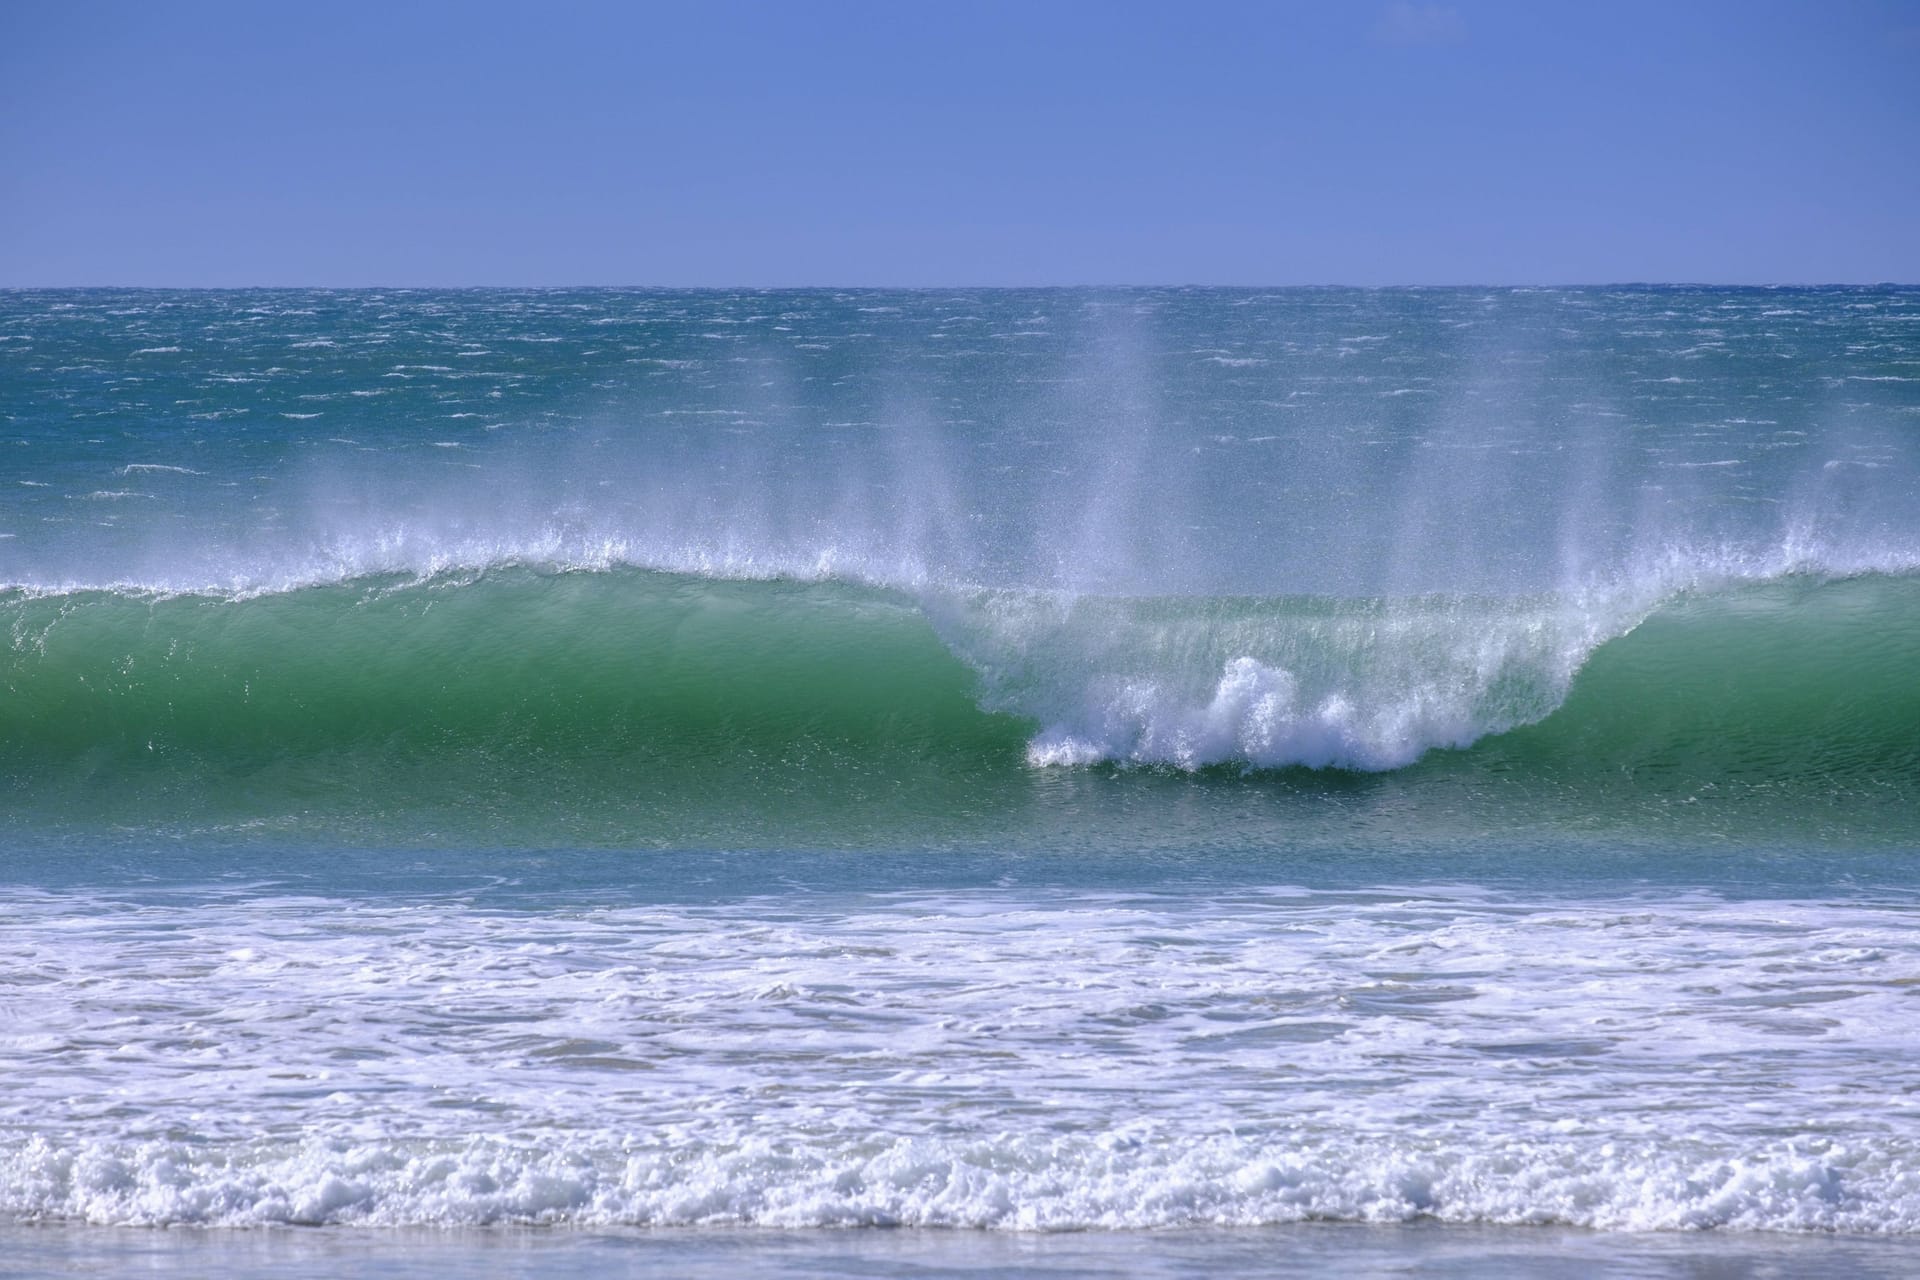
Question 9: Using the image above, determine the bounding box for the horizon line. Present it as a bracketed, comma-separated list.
[3, 279, 1916, 292]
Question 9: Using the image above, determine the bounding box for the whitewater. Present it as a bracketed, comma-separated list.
[3, 286, 1919, 1276]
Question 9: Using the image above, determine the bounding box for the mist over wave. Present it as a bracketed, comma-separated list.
[3, 287, 1918, 840]
[5, 286, 1916, 601]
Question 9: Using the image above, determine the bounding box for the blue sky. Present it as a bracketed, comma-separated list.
[2, 1, 1916, 285]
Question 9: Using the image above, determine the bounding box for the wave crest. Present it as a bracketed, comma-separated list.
[3, 563, 1916, 844]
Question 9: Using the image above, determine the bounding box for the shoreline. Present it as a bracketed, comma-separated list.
[7, 1222, 1920, 1279]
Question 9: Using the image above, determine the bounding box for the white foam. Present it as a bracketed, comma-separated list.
[3, 889, 1917, 1231]
[6, 1129, 1910, 1231]
[942, 585, 1630, 772]
[1024, 654, 1467, 771]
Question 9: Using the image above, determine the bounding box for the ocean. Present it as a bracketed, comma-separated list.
[1, 286, 1917, 1277]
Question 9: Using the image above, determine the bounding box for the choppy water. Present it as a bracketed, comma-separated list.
[2, 288, 1917, 1269]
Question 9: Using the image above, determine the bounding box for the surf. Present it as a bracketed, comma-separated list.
[4, 562, 1915, 847]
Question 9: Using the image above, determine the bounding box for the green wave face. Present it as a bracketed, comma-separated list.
[4, 568, 1916, 849]
[0, 570, 1031, 845]
[1454, 573, 1920, 838]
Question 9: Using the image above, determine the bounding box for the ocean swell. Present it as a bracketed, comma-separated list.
[4, 561, 1917, 844]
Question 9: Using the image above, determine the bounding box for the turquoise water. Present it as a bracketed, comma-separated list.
[2, 288, 1918, 1267]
